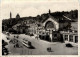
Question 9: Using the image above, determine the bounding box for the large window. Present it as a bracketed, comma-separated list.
[65, 35, 68, 41]
[45, 21, 55, 30]
[69, 35, 73, 42]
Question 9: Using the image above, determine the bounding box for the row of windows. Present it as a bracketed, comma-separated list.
[64, 35, 78, 43]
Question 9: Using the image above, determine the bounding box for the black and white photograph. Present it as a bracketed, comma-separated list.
[1, 0, 78, 55]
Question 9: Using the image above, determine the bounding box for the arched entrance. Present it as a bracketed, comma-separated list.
[43, 18, 59, 42]
[43, 18, 59, 31]
[45, 21, 56, 31]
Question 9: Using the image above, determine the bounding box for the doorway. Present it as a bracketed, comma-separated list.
[75, 36, 78, 43]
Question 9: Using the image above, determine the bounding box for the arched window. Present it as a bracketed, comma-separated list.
[45, 21, 55, 29]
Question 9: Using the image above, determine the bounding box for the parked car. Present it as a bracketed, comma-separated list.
[65, 43, 73, 47]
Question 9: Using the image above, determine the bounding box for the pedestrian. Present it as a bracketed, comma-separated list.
[47, 47, 52, 52]
[16, 35, 19, 39]
[14, 36, 15, 38]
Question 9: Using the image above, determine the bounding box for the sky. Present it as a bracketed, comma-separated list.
[0, 0, 79, 20]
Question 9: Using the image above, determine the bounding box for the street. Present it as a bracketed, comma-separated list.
[3, 34, 78, 55]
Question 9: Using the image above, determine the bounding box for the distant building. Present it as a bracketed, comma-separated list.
[3, 10, 78, 43]
[43, 13, 71, 31]
[16, 13, 20, 19]
[17, 25, 29, 34]
[37, 10, 78, 43]
[12, 22, 30, 34]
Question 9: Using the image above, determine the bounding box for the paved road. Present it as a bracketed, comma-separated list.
[8, 34, 52, 55]
[6, 34, 78, 55]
